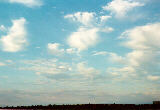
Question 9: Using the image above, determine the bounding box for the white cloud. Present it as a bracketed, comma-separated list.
[47, 43, 78, 55]
[47, 43, 65, 56]
[108, 22, 160, 80]
[20, 59, 100, 79]
[8, 0, 42, 7]
[0, 25, 6, 31]
[65, 12, 114, 51]
[147, 75, 160, 81]
[64, 12, 95, 26]
[77, 62, 100, 77]
[103, 0, 144, 18]
[121, 23, 160, 50]
[68, 27, 99, 51]
[100, 27, 114, 33]
[93, 51, 108, 56]
[100, 15, 111, 23]
[0, 18, 27, 52]
[20, 59, 72, 75]
[66, 48, 76, 54]
[122, 23, 160, 73]
[109, 52, 125, 64]
[107, 66, 136, 78]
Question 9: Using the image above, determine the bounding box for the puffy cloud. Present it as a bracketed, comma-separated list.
[108, 23, 160, 80]
[67, 27, 99, 51]
[121, 23, 160, 50]
[103, 0, 144, 18]
[8, 0, 42, 7]
[100, 15, 112, 23]
[121, 23, 160, 72]
[65, 12, 114, 51]
[47, 43, 65, 56]
[0, 18, 27, 52]
[77, 62, 100, 77]
[64, 12, 95, 26]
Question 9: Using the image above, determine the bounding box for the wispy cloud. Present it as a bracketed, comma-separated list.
[18, 58, 101, 81]
[19, 59, 71, 75]
[93, 51, 108, 56]
[8, 0, 43, 7]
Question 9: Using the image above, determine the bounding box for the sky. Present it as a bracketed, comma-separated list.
[0, 0, 160, 106]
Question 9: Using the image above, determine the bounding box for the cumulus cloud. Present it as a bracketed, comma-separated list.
[64, 12, 112, 26]
[47, 43, 65, 56]
[121, 23, 160, 50]
[64, 12, 95, 26]
[8, 0, 42, 7]
[100, 15, 112, 23]
[108, 22, 160, 80]
[65, 11, 114, 51]
[68, 27, 99, 51]
[77, 62, 100, 77]
[0, 18, 27, 52]
[66, 26, 112, 51]
[103, 0, 144, 18]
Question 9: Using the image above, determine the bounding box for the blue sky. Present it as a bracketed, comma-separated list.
[0, 0, 160, 106]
